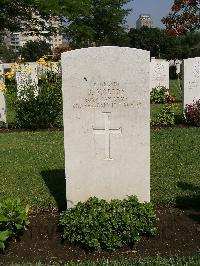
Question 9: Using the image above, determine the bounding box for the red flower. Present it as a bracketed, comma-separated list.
[167, 95, 175, 103]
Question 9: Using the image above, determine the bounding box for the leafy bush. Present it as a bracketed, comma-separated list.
[20, 40, 51, 62]
[15, 73, 62, 129]
[0, 198, 29, 250]
[150, 86, 169, 104]
[185, 99, 200, 126]
[60, 196, 157, 251]
[151, 105, 176, 126]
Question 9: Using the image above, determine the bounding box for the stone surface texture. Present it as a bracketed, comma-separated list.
[150, 59, 169, 90]
[62, 47, 150, 207]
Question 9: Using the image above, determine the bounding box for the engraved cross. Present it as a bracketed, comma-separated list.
[93, 112, 122, 160]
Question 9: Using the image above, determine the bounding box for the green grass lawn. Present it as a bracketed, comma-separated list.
[10, 256, 200, 266]
[0, 128, 200, 209]
[151, 128, 200, 207]
[169, 79, 182, 103]
[0, 131, 65, 209]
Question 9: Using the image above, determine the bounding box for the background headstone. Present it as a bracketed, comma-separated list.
[0, 64, 7, 126]
[62, 47, 150, 208]
[0, 64, 4, 78]
[176, 63, 181, 74]
[0, 91, 7, 126]
[183, 57, 200, 107]
[150, 58, 169, 91]
[16, 63, 39, 99]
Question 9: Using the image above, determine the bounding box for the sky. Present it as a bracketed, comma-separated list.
[125, 0, 174, 29]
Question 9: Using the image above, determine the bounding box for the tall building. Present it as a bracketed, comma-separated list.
[4, 17, 63, 53]
[136, 14, 153, 29]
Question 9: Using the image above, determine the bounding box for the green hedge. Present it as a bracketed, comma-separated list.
[60, 196, 156, 251]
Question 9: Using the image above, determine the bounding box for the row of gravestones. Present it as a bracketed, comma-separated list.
[151, 57, 200, 108]
[0, 54, 198, 128]
[0, 47, 200, 206]
[61, 47, 200, 207]
[0, 57, 170, 126]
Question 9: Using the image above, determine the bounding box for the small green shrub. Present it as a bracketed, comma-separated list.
[185, 99, 200, 126]
[60, 196, 157, 251]
[15, 73, 62, 129]
[150, 86, 169, 104]
[0, 198, 29, 250]
[151, 105, 176, 126]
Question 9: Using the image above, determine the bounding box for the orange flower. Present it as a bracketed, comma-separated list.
[172, 4, 181, 12]
[166, 28, 178, 36]
[177, 24, 187, 34]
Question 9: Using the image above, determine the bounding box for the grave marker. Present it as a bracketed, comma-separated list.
[150, 59, 169, 91]
[62, 47, 150, 207]
[183, 57, 200, 107]
[0, 64, 7, 126]
[16, 63, 38, 99]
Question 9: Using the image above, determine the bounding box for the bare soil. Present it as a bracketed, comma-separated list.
[0, 207, 199, 265]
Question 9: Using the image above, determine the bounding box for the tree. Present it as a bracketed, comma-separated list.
[128, 27, 176, 59]
[0, 0, 35, 32]
[64, 0, 132, 48]
[162, 0, 200, 36]
[0, 0, 90, 34]
[176, 31, 200, 58]
[20, 40, 51, 61]
[0, 43, 17, 62]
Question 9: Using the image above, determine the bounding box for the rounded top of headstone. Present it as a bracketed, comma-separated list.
[184, 56, 200, 62]
[61, 46, 150, 60]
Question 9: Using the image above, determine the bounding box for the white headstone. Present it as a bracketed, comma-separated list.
[0, 64, 4, 78]
[176, 63, 181, 74]
[62, 47, 150, 208]
[0, 65, 7, 126]
[150, 59, 169, 91]
[0, 91, 7, 126]
[183, 57, 200, 107]
[16, 63, 38, 99]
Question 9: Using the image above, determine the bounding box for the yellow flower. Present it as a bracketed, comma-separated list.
[11, 63, 19, 69]
[5, 71, 14, 79]
[38, 58, 46, 65]
[27, 67, 33, 73]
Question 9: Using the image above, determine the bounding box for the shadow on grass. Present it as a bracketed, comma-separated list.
[176, 182, 200, 223]
[41, 169, 67, 211]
